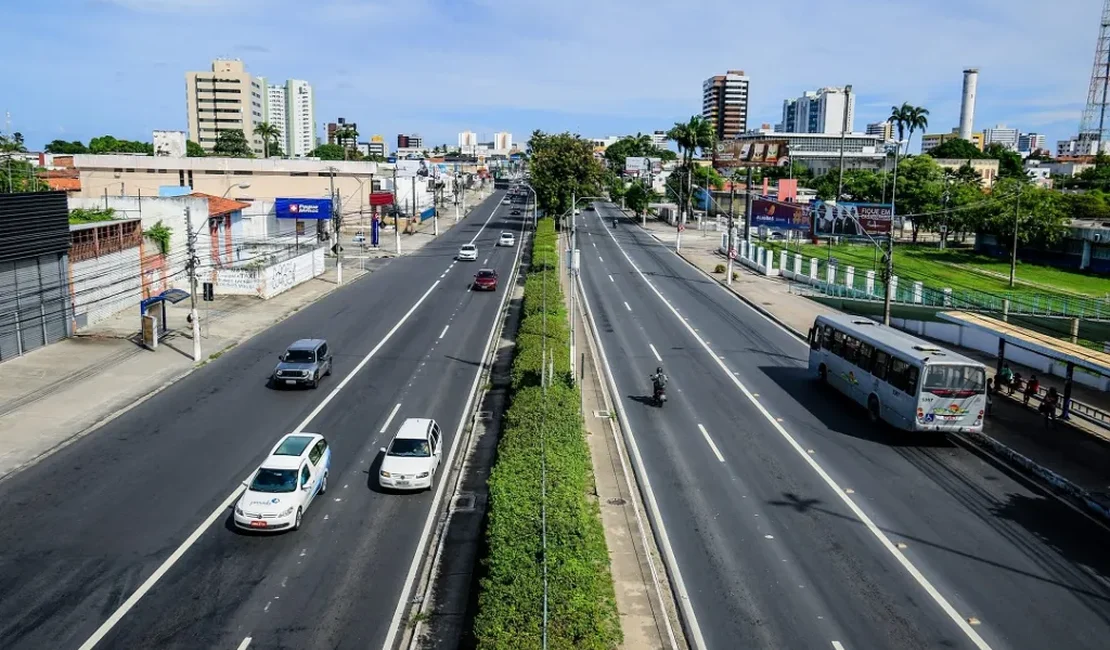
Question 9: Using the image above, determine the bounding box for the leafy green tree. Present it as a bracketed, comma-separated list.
[527, 130, 604, 217]
[253, 122, 281, 158]
[926, 138, 982, 160]
[1065, 190, 1110, 222]
[88, 135, 154, 154]
[45, 140, 89, 154]
[892, 155, 944, 241]
[308, 143, 348, 160]
[983, 143, 1024, 180]
[186, 140, 206, 157]
[267, 139, 285, 158]
[603, 133, 661, 171]
[980, 178, 1067, 246]
[212, 129, 254, 158]
[0, 132, 26, 153]
[624, 180, 657, 216]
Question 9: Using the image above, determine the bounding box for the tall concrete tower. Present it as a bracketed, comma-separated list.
[958, 68, 979, 140]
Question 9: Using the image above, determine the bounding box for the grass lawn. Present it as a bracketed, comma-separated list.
[764, 240, 1110, 312]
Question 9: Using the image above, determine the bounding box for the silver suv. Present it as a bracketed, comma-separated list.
[271, 339, 333, 389]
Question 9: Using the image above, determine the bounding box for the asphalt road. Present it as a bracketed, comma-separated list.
[579, 203, 1110, 650]
[0, 191, 525, 650]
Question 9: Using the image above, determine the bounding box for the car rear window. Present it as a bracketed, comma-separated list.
[274, 435, 315, 456]
[478, 270, 495, 278]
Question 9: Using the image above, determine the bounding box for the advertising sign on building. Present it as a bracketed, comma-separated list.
[751, 198, 811, 232]
[275, 198, 333, 220]
[713, 140, 789, 168]
[811, 201, 892, 238]
[624, 157, 662, 176]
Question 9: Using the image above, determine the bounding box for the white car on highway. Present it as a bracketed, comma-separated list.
[379, 418, 443, 491]
[498, 232, 515, 247]
[234, 433, 331, 532]
[458, 243, 478, 261]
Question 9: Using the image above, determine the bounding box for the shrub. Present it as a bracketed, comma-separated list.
[714, 263, 726, 273]
[474, 216, 621, 650]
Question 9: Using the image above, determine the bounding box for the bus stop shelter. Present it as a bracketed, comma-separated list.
[939, 311, 1110, 423]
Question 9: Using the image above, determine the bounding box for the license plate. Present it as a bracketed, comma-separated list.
[285, 380, 296, 385]
[249, 520, 268, 528]
[395, 480, 410, 487]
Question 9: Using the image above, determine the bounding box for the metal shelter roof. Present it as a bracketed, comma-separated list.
[938, 311, 1110, 378]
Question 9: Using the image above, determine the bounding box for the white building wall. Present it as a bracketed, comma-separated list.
[153, 131, 187, 158]
[215, 247, 324, 298]
[70, 247, 142, 329]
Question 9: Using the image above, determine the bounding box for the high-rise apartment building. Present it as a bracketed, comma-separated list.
[186, 59, 266, 155]
[494, 132, 512, 151]
[458, 131, 477, 147]
[1019, 132, 1047, 153]
[702, 70, 750, 140]
[866, 121, 894, 140]
[284, 80, 316, 157]
[982, 124, 1019, 151]
[261, 79, 287, 149]
[327, 117, 359, 150]
[780, 87, 855, 135]
[367, 135, 388, 158]
[398, 133, 423, 149]
[650, 130, 668, 148]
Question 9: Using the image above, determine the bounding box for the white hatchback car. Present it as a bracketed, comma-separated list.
[458, 244, 478, 261]
[498, 232, 515, 247]
[379, 418, 443, 491]
[234, 433, 331, 532]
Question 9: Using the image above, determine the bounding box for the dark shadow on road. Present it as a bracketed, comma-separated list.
[766, 490, 1110, 613]
[760, 365, 955, 448]
[627, 394, 661, 408]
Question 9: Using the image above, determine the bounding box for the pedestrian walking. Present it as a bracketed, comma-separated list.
[986, 378, 994, 416]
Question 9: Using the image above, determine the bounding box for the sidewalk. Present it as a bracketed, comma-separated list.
[632, 214, 1110, 521]
[339, 187, 493, 258]
[562, 231, 684, 650]
[0, 214, 463, 481]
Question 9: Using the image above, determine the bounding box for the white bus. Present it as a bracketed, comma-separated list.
[807, 314, 987, 433]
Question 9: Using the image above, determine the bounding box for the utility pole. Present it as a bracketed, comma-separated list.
[434, 179, 440, 237]
[1009, 185, 1022, 288]
[454, 172, 460, 222]
[330, 168, 342, 285]
[393, 165, 401, 255]
[411, 175, 417, 226]
[185, 206, 201, 362]
[836, 84, 853, 202]
[727, 180, 736, 285]
[743, 166, 754, 242]
[883, 144, 902, 326]
[940, 173, 951, 251]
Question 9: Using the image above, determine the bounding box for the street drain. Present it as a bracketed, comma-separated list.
[593, 410, 611, 419]
[478, 411, 493, 421]
[607, 498, 627, 506]
[454, 493, 476, 512]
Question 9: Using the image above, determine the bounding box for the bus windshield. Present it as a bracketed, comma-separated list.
[922, 365, 985, 398]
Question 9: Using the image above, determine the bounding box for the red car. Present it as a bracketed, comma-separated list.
[473, 269, 498, 291]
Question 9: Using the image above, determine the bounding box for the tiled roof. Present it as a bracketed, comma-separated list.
[188, 192, 252, 218]
[45, 177, 81, 192]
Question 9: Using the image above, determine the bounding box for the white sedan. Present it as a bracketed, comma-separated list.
[457, 244, 478, 261]
[234, 433, 331, 532]
[498, 232, 515, 247]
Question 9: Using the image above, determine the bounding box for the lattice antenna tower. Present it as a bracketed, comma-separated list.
[1079, 0, 1110, 144]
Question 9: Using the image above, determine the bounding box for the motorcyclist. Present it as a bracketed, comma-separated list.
[651, 366, 668, 394]
[613, 217, 618, 227]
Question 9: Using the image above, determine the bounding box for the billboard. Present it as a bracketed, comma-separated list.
[394, 160, 431, 177]
[369, 192, 394, 206]
[624, 156, 662, 175]
[811, 201, 893, 238]
[750, 198, 811, 232]
[713, 140, 789, 168]
[275, 197, 333, 220]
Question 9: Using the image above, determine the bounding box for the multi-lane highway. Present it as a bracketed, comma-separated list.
[578, 202, 1110, 650]
[0, 191, 523, 650]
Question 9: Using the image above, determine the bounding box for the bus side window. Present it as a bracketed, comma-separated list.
[843, 336, 861, 365]
[858, 343, 874, 372]
[821, 325, 833, 350]
[906, 366, 920, 394]
[872, 350, 890, 380]
[830, 330, 845, 356]
[809, 326, 820, 350]
[890, 358, 915, 394]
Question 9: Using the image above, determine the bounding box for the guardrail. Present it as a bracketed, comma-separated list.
[997, 379, 1110, 431]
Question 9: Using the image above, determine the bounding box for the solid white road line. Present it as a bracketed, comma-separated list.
[237, 637, 253, 650]
[381, 191, 526, 650]
[599, 212, 994, 650]
[609, 274, 614, 282]
[380, 403, 402, 434]
[831, 642, 846, 650]
[467, 197, 504, 246]
[697, 424, 726, 463]
[76, 279, 445, 650]
[439, 325, 450, 339]
[624, 301, 632, 312]
[576, 273, 707, 650]
[649, 343, 662, 362]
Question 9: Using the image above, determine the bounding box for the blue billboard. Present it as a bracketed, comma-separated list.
[751, 198, 810, 232]
[419, 207, 436, 222]
[275, 198, 333, 220]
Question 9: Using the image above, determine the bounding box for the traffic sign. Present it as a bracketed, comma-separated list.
[729, 248, 737, 259]
[678, 225, 685, 232]
[202, 282, 214, 301]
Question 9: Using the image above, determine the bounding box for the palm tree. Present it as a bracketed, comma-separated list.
[889, 104, 908, 147]
[253, 122, 281, 158]
[904, 105, 930, 154]
[666, 116, 716, 218]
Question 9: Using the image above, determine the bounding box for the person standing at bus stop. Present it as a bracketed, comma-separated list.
[1024, 375, 1040, 407]
[999, 364, 1014, 394]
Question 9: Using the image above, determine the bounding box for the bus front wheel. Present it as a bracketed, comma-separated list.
[867, 395, 881, 424]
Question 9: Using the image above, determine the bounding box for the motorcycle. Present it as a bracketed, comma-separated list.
[613, 218, 618, 228]
[651, 378, 667, 407]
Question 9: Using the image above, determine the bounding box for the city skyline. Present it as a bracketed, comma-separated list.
[1, 0, 1101, 152]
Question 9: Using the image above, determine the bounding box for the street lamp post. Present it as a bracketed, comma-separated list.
[882, 140, 904, 326]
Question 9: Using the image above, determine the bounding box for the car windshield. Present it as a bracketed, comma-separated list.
[389, 438, 431, 457]
[283, 349, 315, 363]
[249, 467, 299, 493]
[923, 364, 986, 396]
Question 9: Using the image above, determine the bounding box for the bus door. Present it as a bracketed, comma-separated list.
[886, 358, 920, 429]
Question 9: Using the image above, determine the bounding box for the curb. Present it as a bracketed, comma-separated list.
[624, 212, 1110, 527]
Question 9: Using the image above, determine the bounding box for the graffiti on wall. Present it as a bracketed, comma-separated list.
[217, 268, 261, 296]
[268, 260, 297, 297]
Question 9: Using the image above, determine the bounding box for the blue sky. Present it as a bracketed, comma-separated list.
[0, 0, 1101, 152]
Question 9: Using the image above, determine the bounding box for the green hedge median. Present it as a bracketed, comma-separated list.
[474, 218, 622, 650]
